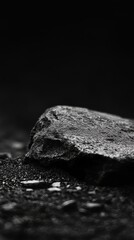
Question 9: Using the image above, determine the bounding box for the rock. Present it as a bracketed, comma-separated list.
[1, 202, 17, 211]
[26, 188, 33, 192]
[47, 187, 61, 192]
[26, 106, 134, 184]
[88, 190, 96, 195]
[100, 212, 106, 217]
[60, 200, 77, 212]
[51, 182, 61, 188]
[21, 180, 49, 189]
[26, 105, 134, 162]
[75, 186, 82, 191]
[84, 202, 104, 212]
[66, 186, 82, 192]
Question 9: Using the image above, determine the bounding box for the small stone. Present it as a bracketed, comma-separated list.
[2, 202, 17, 211]
[47, 187, 61, 192]
[21, 180, 48, 189]
[75, 186, 82, 191]
[79, 208, 87, 213]
[100, 212, 106, 217]
[51, 182, 61, 188]
[61, 200, 77, 212]
[88, 190, 96, 195]
[26, 188, 33, 192]
[84, 202, 103, 212]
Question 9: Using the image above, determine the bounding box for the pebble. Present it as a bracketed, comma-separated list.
[100, 212, 106, 217]
[2, 202, 17, 211]
[84, 202, 104, 212]
[47, 187, 61, 192]
[51, 182, 61, 188]
[75, 186, 82, 191]
[79, 208, 87, 214]
[26, 188, 33, 192]
[21, 180, 48, 189]
[61, 200, 77, 212]
[88, 190, 96, 195]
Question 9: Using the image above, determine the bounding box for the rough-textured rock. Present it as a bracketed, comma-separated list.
[26, 106, 134, 184]
[26, 105, 134, 162]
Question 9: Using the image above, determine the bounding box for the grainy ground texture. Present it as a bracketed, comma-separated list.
[1, 107, 134, 240]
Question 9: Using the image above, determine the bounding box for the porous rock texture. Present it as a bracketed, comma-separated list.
[26, 106, 134, 186]
[26, 105, 134, 165]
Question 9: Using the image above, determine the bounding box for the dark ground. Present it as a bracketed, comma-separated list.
[1, 124, 134, 240]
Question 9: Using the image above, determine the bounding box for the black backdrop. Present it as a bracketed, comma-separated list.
[0, 3, 134, 130]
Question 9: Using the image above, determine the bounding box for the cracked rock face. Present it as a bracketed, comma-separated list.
[26, 106, 134, 165]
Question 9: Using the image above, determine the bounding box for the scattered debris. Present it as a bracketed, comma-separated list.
[61, 200, 77, 212]
[21, 180, 49, 189]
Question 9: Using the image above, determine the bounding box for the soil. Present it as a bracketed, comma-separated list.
[1, 125, 134, 240]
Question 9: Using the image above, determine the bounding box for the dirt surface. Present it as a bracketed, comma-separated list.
[1, 125, 134, 239]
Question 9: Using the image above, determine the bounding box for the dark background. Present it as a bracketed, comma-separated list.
[0, 3, 134, 131]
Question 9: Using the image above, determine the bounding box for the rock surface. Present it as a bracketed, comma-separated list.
[26, 105, 134, 164]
